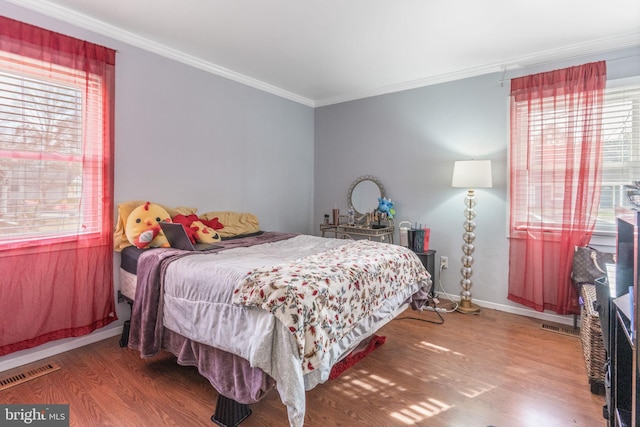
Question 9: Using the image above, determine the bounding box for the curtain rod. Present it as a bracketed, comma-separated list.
[497, 51, 639, 87]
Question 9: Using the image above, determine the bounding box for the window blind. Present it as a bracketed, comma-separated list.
[0, 52, 105, 245]
[598, 84, 640, 233]
[510, 83, 640, 235]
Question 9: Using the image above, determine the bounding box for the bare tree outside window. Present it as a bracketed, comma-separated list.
[0, 70, 85, 240]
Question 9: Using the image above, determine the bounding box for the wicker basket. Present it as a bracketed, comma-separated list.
[580, 284, 606, 395]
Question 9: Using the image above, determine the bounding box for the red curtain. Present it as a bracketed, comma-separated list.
[507, 61, 607, 315]
[0, 17, 116, 356]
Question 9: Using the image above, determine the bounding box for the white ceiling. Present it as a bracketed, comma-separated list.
[6, 0, 640, 106]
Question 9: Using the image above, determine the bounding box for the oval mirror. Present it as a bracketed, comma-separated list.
[347, 175, 386, 216]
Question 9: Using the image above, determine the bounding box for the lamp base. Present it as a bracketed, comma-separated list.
[456, 300, 481, 314]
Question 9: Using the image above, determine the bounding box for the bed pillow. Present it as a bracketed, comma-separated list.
[200, 211, 260, 238]
[113, 200, 197, 251]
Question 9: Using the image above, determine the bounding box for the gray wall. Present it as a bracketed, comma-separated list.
[115, 47, 315, 231]
[314, 46, 640, 320]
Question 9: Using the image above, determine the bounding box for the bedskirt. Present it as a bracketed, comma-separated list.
[121, 262, 276, 404]
[161, 327, 276, 404]
[120, 268, 137, 301]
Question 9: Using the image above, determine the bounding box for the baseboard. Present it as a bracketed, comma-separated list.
[0, 325, 123, 373]
[434, 292, 576, 326]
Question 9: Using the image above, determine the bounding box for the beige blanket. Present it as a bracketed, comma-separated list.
[200, 211, 260, 238]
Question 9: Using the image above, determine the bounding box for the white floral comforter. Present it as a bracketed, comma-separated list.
[233, 239, 429, 374]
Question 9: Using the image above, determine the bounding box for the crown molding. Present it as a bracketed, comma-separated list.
[314, 63, 506, 107]
[505, 30, 640, 71]
[4, 0, 316, 107]
[6, 0, 639, 109]
[315, 31, 640, 107]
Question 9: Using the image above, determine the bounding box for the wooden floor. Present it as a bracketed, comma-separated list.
[1, 307, 606, 426]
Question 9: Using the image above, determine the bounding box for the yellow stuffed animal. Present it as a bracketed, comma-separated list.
[190, 220, 221, 243]
[125, 201, 172, 249]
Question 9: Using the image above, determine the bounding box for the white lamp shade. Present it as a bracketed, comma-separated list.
[452, 160, 493, 188]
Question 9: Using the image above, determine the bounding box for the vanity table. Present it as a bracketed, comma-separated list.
[320, 223, 395, 243]
[321, 175, 395, 243]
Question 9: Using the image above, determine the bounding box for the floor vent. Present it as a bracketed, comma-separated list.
[0, 362, 61, 391]
[540, 323, 580, 338]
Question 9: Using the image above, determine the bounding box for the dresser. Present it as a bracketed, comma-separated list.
[320, 223, 394, 243]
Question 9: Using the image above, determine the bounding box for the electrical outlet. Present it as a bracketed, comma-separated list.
[440, 256, 448, 269]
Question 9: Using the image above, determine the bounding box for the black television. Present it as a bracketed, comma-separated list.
[616, 211, 638, 300]
[594, 210, 636, 357]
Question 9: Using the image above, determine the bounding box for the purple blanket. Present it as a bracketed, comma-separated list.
[127, 231, 298, 403]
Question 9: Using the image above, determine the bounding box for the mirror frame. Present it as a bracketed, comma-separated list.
[347, 175, 386, 216]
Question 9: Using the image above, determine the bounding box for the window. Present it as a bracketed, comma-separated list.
[596, 82, 640, 233]
[510, 80, 640, 236]
[0, 48, 105, 246]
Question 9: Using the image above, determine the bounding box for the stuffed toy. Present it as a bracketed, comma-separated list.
[190, 220, 221, 243]
[172, 214, 224, 244]
[171, 214, 201, 243]
[125, 201, 172, 249]
[199, 216, 224, 230]
[377, 197, 396, 219]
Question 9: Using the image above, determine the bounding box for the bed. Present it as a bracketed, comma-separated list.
[116, 207, 431, 427]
